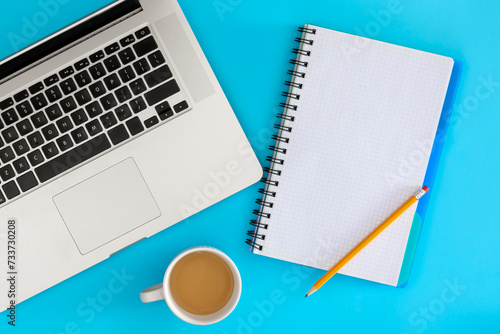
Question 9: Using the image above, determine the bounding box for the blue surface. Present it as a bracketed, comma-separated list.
[1, 0, 499, 333]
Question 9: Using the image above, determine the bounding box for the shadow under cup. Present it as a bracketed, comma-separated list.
[163, 247, 242, 325]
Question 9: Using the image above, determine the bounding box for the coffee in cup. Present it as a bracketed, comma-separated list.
[140, 247, 241, 325]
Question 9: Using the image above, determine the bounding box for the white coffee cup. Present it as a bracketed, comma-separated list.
[140, 246, 242, 325]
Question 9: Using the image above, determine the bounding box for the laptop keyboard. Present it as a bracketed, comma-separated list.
[0, 26, 191, 206]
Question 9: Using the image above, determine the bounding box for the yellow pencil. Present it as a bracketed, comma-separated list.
[305, 186, 429, 297]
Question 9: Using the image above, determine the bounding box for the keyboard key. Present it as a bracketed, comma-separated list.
[108, 124, 129, 145]
[2, 109, 19, 125]
[27, 149, 45, 166]
[31, 93, 48, 110]
[144, 80, 180, 106]
[104, 55, 121, 72]
[100, 112, 117, 129]
[75, 70, 92, 87]
[60, 78, 77, 95]
[129, 78, 147, 95]
[174, 100, 189, 113]
[27, 131, 43, 148]
[31, 112, 48, 128]
[134, 36, 158, 57]
[74, 58, 90, 71]
[27, 131, 44, 148]
[115, 86, 132, 103]
[16, 102, 33, 118]
[44, 74, 59, 87]
[13, 139, 30, 156]
[0, 190, 5, 204]
[86, 119, 102, 136]
[103, 73, 121, 91]
[118, 48, 136, 65]
[0, 165, 15, 181]
[158, 109, 174, 121]
[16, 119, 34, 136]
[45, 86, 63, 103]
[115, 105, 132, 121]
[120, 35, 135, 47]
[71, 127, 88, 144]
[86, 101, 103, 118]
[60, 96, 77, 113]
[0, 124, 10, 137]
[156, 101, 174, 120]
[89, 50, 105, 63]
[100, 94, 118, 111]
[14, 90, 29, 102]
[2, 181, 20, 199]
[29, 82, 44, 94]
[45, 104, 63, 121]
[0, 146, 15, 163]
[17, 171, 38, 192]
[89, 63, 107, 80]
[155, 101, 170, 114]
[118, 66, 136, 83]
[71, 109, 88, 126]
[12, 136, 29, 156]
[75, 89, 92, 106]
[41, 124, 59, 141]
[126, 116, 144, 136]
[130, 97, 147, 113]
[59, 66, 74, 78]
[13, 157, 30, 174]
[36, 134, 111, 183]
[144, 65, 173, 88]
[2, 127, 19, 144]
[144, 116, 159, 128]
[89, 81, 106, 98]
[0, 98, 14, 110]
[133, 58, 150, 75]
[148, 51, 165, 68]
[42, 142, 59, 159]
[56, 116, 74, 133]
[135, 26, 151, 39]
[105, 42, 120, 55]
[56, 134, 73, 151]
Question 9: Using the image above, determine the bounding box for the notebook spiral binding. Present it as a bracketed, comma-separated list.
[246, 26, 316, 251]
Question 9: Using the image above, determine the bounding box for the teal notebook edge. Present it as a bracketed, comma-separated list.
[397, 60, 463, 287]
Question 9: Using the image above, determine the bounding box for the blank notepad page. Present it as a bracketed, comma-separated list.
[257, 25, 454, 286]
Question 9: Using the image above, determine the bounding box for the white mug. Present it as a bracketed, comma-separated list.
[140, 246, 242, 325]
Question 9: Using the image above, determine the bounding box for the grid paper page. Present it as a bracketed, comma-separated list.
[257, 25, 454, 286]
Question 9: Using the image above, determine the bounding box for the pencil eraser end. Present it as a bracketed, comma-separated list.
[422, 186, 429, 192]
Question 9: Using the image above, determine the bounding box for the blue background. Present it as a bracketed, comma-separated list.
[1, 0, 499, 333]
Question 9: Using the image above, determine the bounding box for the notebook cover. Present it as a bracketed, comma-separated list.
[397, 60, 463, 287]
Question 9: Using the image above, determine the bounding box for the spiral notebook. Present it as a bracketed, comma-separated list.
[246, 24, 462, 286]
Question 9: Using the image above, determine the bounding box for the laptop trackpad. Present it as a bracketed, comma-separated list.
[53, 158, 161, 255]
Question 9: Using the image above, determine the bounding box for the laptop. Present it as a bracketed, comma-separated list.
[0, 0, 262, 308]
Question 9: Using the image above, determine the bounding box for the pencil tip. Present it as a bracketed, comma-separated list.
[305, 286, 317, 297]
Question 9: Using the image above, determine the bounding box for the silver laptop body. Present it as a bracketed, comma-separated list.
[0, 0, 261, 308]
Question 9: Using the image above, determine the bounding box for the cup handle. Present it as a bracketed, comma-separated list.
[140, 283, 165, 303]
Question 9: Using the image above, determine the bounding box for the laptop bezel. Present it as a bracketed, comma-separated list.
[0, 0, 141, 83]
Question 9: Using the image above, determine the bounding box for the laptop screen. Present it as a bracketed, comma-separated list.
[0, 0, 120, 62]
